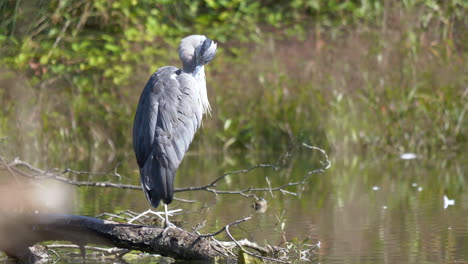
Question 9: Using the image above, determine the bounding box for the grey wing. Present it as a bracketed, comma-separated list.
[133, 67, 201, 208]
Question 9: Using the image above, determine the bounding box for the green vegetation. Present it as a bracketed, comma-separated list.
[0, 0, 466, 164]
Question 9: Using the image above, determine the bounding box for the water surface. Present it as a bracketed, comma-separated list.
[67, 148, 467, 263]
[0, 144, 466, 263]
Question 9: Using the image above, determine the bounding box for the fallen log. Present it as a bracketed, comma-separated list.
[0, 213, 229, 262]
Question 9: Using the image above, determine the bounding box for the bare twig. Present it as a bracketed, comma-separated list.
[8, 157, 124, 180]
[175, 144, 330, 197]
[196, 216, 286, 261]
[196, 216, 278, 259]
[302, 143, 331, 171]
[94, 212, 129, 222]
[216, 239, 270, 255]
[48, 19, 71, 57]
[0, 158, 140, 189]
[225, 224, 289, 263]
[199, 216, 252, 238]
[211, 237, 236, 257]
[46, 244, 129, 256]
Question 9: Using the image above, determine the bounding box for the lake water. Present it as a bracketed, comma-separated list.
[1, 145, 467, 263]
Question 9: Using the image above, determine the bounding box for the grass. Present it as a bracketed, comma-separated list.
[209, 16, 466, 158]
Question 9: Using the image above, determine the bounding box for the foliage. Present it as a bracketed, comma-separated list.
[0, 0, 466, 163]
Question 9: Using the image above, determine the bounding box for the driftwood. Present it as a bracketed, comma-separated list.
[0, 213, 231, 262]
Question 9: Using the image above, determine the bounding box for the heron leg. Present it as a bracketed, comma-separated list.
[164, 203, 176, 228]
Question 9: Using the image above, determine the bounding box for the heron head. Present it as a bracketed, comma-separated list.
[179, 35, 217, 73]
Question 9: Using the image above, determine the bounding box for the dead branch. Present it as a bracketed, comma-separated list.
[199, 216, 252, 238]
[0, 212, 285, 262]
[0, 144, 331, 199]
[225, 224, 288, 263]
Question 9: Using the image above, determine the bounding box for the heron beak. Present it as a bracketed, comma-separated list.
[193, 37, 215, 75]
[200, 38, 213, 57]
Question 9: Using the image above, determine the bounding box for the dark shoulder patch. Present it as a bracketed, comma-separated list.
[175, 69, 182, 75]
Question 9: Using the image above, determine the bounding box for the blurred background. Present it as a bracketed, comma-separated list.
[0, 0, 466, 263]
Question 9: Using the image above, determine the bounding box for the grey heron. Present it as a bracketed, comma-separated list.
[133, 35, 217, 226]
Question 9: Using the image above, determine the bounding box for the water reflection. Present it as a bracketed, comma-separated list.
[1, 147, 466, 263]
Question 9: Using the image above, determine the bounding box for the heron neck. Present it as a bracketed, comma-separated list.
[182, 62, 195, 74]
[193, 66, 211, 116]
